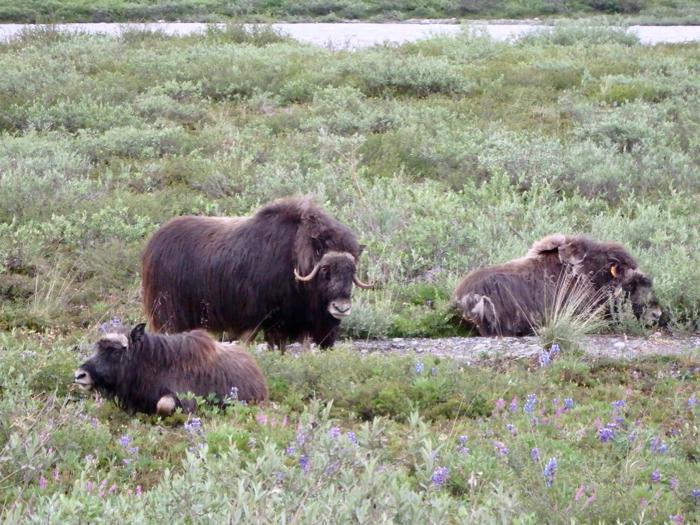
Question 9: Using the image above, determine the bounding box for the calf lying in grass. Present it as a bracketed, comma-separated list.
[74, 323, 268, 415]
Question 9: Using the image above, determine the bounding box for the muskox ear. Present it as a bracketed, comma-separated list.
[558, 239, 587, 268]
[129, 323, 147, 347]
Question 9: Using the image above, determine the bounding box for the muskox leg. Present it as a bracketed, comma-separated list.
[156, 394, 178, 416]
[458, 293, 500, 336]
[264, 330, 287, 354]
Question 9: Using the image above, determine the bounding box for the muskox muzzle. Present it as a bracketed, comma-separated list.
[74, 368, 94, 390]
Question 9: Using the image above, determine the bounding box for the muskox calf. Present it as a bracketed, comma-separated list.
[142, 196, 372, 349]
[74, 324, 268, 415]
[452, 234, 663, 337]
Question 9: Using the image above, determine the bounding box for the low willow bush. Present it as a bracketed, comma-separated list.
[1, 26, 699, 334]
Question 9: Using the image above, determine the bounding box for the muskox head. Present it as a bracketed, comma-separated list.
[294, 251, 372, 319]
[74, 324, 145, 393]
[553, 236, 663, 325]
[290, 200, 372, 320]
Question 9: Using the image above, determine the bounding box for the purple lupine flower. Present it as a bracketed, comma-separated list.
[688, 394, 697, 408]
[328, 426, 341, 439]
[531, 447, 540, 462]
[98, 480, 107, 498]
[669, 515, 683, 524]
[598, 426, 615, 443]
[184, 417, 202, 433]
[415, 361, 425, 374]
[650, 437, 668, 454]
[458, 435, 468, 445]
[108, 484, 117, 495]
[550, 343, 561, 358]
[524, 394, 537, 415]
[286, 445, 296, 456]
[670, 478, 679, 490]
[651, 470, 661, 483]
[39, 476, 47, 489]
[509, 396, 519, 412]
[296, 431, 306, 446]
[564, 398, 574, 410]
[495, 398, 506, 411]
[119, 435, 131, 447]
[346, 431, 357, 444]
[493, 441, 508, 456]
[691, 488, 700, 499]
[538, 350, 551, 367]
[611, 400, 626, 411]
[544, 457, 557, 488]
[135, 485, 142, 496]
[506, 423, 516, 435]
[53, 467, 60, 481]
[432, 467, 449, 487]
[299, 455, 310, 473]
[85, 481, 94, 493]
[90, 417, 99, 428]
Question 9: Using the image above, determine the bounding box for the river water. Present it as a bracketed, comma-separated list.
[0, 22, 698, 48]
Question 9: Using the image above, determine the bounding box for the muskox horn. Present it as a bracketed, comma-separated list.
[294, 263, 321, 282]
[353, 274, 374, 289]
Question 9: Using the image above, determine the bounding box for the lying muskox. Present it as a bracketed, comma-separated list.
[452, 234, 663, 336]
[74, 323, 268, 415]
[142, 196, 372, 349]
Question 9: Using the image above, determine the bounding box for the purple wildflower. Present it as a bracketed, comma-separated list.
[432, 467, 449, 487]
[493, 441, 509, 456]
[328, 426, 341, 439]
[544, 457, 557, 488]
[538, 350, 551, 367]
[118, 435, 131, 447]
[598, 426, 615, 443]
[296, 431, 306, 446]
[85, 481, 93, 493]
[670, 478, 679, 490]
[670, 515, 683, 524]
[509, 397, 519, 412]
[458, 435, 468, 445]
[611, 400, 626, 411]
[688, 394, 697, 408]
[495, 398, 506, 411]
[128, 446, 139, 455]
[691, 488, 700, 499]
[346, 431, 357, 444]
[135, 485, 142, 497]
[53, 467, 60, 481]
[39, 476, 47, 489]
[650, 437, 668, 454]
[564, 398, 574, 410]
[184, 418, 202, 433]
[531, 447, 540, 462]
[550, 343, 561, 358]
[90, 417, 98, 428]
[524, 394, 537, 415]
[651, 470, 661, 483]
[506, 423, 516, 435]
[285, 445, 295, 456]
[299, 455, 310, 473]
[415, 361, 425, 374]
[108, 484, 117, 495]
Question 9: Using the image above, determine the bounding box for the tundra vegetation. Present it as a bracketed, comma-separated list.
[0, 0, 699, 23]
[0, 24, 698, 521]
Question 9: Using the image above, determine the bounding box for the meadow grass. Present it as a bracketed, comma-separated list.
[0, 24, 699, 521]
[0, 330, 698, 522]
[0, 0, 699, 23]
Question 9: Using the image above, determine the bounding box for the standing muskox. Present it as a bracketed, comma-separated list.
[74, 323, 268, 415]
[142, 196, 372, 349]
[452, 234, 663, 337]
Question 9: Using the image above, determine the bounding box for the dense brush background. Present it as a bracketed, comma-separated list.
[1, 24, 699, 337]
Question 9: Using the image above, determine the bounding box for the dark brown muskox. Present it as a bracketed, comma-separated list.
[141, 196, 372, 349]
[452, 234, 663, 337]
[74, 323, 268, 415]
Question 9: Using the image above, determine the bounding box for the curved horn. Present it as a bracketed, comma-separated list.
[353, 274, 374, 289]
[294, 262, 321, 282]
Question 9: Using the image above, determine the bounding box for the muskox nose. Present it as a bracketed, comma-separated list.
[329, 300, 352, 319]
[74, 371, 87, 381]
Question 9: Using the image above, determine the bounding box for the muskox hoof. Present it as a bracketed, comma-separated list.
[156, 395, 177, 416]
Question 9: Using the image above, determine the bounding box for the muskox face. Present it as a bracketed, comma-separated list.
[294, 251, 372, 319]
[74, 333, 128, 392]
[620, 270, 663, 325]
[557, 237, 662, 325]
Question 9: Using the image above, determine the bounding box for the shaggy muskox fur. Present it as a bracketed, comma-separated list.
[74, 324, 268, 415]
[452, 234, 663, 337]
[141, 196, 371, 349]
